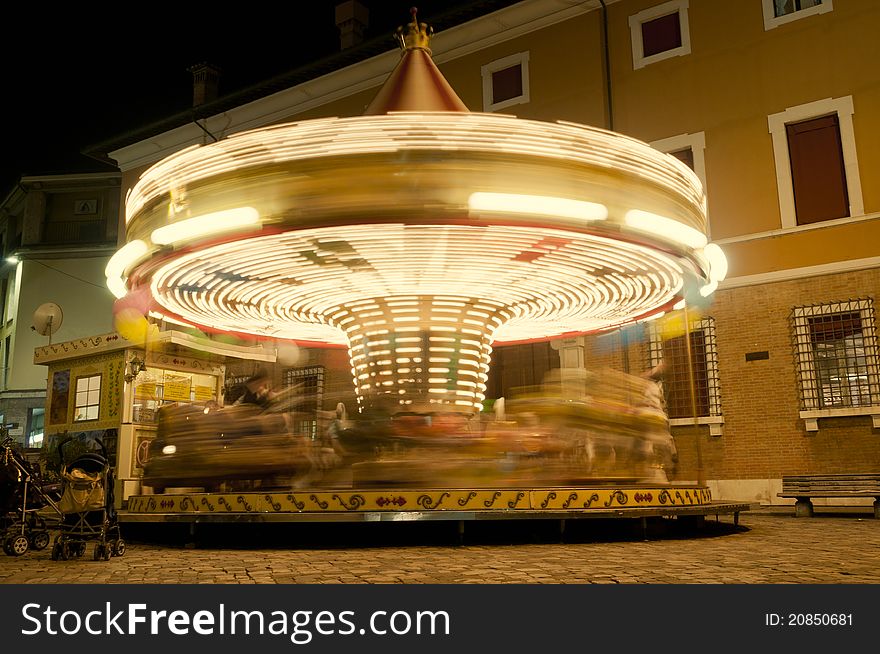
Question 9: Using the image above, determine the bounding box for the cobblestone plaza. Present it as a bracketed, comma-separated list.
[1, 511, 877, 584]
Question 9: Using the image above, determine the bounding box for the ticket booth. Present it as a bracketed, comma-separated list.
[34, 330, 274, 505]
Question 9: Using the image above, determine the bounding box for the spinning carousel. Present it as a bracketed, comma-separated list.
[116, 11, 746, 525]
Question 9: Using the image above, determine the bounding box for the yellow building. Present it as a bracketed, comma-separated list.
[87, 0, 879, 505]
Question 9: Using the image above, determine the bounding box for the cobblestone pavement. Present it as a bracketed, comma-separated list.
[1, 512, 878, 584]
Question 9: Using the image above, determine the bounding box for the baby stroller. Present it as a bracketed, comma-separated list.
[1, 435, 60, 556]
[51, 437, 125, 561]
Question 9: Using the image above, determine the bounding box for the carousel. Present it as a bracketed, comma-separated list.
[112, 11, 747, 526]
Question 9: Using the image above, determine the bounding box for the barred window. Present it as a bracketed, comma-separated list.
[791, 299, 879, 410]
[283, 366, 325, 439]
[648, 317, 721, 419]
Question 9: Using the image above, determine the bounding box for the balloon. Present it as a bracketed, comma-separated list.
[115, 308, 159, 344]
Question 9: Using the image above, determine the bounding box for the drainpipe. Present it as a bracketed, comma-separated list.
[599, 0, 614, 131]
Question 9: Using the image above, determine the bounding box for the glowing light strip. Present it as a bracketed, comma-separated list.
[702, 243, 728, 282]
[105, 239, 148, 279]
[105, 239, 149, 298]
[468, 192, 607, 222]
[127, 113, 705, 224]
[150, 207, 260, 246]
[624, 210, 708, 249]
[147, 223, 686, 344]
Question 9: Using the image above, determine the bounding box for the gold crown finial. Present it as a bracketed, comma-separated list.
[395, 7, 433, 53]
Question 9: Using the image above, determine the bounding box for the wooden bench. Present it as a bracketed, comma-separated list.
[778, 474, 880, 518]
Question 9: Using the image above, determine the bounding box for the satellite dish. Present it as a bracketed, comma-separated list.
[33, 303, 64, 343]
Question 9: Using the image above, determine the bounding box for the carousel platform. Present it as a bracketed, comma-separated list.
[120, 485, 751, 525]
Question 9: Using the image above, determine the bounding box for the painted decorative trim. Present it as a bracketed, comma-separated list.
[628, 0, 691, 70]
[767, 95, 863, 229]
[481, 51, 531, 112]
[125, 485, 712, 514]
[761, 0, 833, 31]
[34, 333, 129, 365]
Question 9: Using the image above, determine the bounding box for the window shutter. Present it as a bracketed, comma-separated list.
[641, 12, 682, 57]
[491, 64, 523, 105]
[785, 114, 849, 225]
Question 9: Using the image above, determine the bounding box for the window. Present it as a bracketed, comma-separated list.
[762, 0, 832, 30]
[26, 408, 44, 448]
[74, 374, 101, 421]
[2, 335, 9, 389]
[650, 132, 708, 218]
[629, 0, 691, 70]
[791, 299, 879, 417]
[768, 96, 863, 229]
[283, 366, 325, 439]
[648, 316, 722, 434]
[481, 52, 530, 112]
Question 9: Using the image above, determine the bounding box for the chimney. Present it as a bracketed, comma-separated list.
[335, 1, 369, 49]
[188, 63, 221, 107]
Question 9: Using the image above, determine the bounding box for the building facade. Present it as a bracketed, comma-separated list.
[0, 172, 121, 448]
[92, 0, 880, 503]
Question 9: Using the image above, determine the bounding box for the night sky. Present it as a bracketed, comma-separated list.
[1, 1, 515, 198]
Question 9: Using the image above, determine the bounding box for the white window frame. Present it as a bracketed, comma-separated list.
[648, 317, 723, 436]
[481, 51, 530, 112]
[762, 0, 833, 31]
[74, 373, 102, 422]
[792, 299, 880, 431]
[629, 0, 691, 70]
[768, 96, 863, 230]
[650, 131, 708, 232]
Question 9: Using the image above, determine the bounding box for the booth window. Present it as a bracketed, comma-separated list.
[74, 374, 102, 422]
[132, 369, 218, 424]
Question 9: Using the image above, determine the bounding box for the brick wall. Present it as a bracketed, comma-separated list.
[700, 268, 880, 480]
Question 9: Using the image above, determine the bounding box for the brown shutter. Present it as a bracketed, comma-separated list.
[491, 64, 523, 105]
[785, 114, 850, 225]
[641, 12, 682, 57]
[669, 147, 695, 171]
[663, 331, 709, 418]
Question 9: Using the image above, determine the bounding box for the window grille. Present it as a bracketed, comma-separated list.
[791, 299, 879, 410]
[648, 317, 721, 419]
[283, 366, 325, 439]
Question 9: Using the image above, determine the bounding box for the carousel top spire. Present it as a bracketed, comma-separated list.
[396, 7, 433, 52]
[364, 7, 468, 114]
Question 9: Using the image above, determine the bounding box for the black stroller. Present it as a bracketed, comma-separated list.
[1, 435, 60, 556]
[51, 437, 125, 561]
